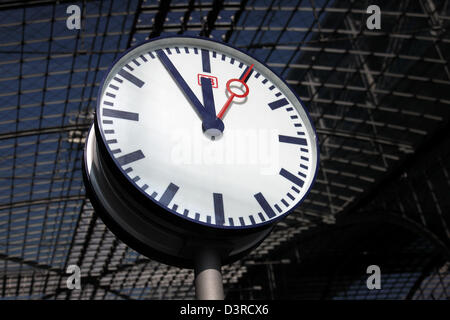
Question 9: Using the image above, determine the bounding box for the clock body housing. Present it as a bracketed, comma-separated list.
[83, 36, 319, 268]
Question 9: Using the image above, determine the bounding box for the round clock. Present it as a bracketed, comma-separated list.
[83, 36, 319, 268]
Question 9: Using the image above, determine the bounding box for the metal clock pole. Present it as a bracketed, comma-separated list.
[194, 247, 224, 300]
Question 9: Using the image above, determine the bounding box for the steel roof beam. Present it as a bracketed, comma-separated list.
[148, 0, 171, 39]
[0, 195, 84, 211]
[0, 124, 90, 141]
[0, 252, 62, 275]
[200, 0, 224, 38]
[0, 0, 96, 11]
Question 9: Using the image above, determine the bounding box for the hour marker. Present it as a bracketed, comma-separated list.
[103, 108, 139, 121]
[201, 49, 211, 73]
[140, 54, 147, 62]
[280, 168, 304, 188]
[118, 69, 145, 88]
[279, 135, 307, 146]
[258, 212, 266, 222]
[254, 192, 276, 219]
[159, 183, 179, 207]
[213, 193, 225, 226]
[269, 98, 289, 110]
[116, 150, 145, 166]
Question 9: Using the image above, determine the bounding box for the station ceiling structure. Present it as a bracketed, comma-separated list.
[0, 0, 449, 299]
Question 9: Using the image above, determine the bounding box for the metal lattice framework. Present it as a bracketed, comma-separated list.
[0, 0, 449, 299]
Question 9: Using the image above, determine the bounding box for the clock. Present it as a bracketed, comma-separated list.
[83, 36, 319, 268]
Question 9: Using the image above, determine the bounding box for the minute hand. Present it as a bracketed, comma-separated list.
[156, 49, 211, 120]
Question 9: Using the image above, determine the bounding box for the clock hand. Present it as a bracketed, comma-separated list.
[200, 74, 227, 137]
[156, 49, 211, 121]
[217, 64, 254, 120]
[157, 49, 224, 139]
[201, 77, 216, 116]
[200, 74, 225, 139]
[200, 49, 217, 116]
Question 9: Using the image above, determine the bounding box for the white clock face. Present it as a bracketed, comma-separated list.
[97, 37, 318, 229]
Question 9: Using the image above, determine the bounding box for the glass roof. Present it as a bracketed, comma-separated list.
[0, 0, 448, 299]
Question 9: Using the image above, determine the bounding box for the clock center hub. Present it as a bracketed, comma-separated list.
[202, 117, 224, 141]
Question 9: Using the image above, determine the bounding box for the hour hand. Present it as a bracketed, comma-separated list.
[200, 76, 216, 116]
[156, 49, 210, 120]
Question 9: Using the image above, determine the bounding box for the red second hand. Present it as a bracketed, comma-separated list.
[217, 64, 254, 119]
[217, 88, 235, 119]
